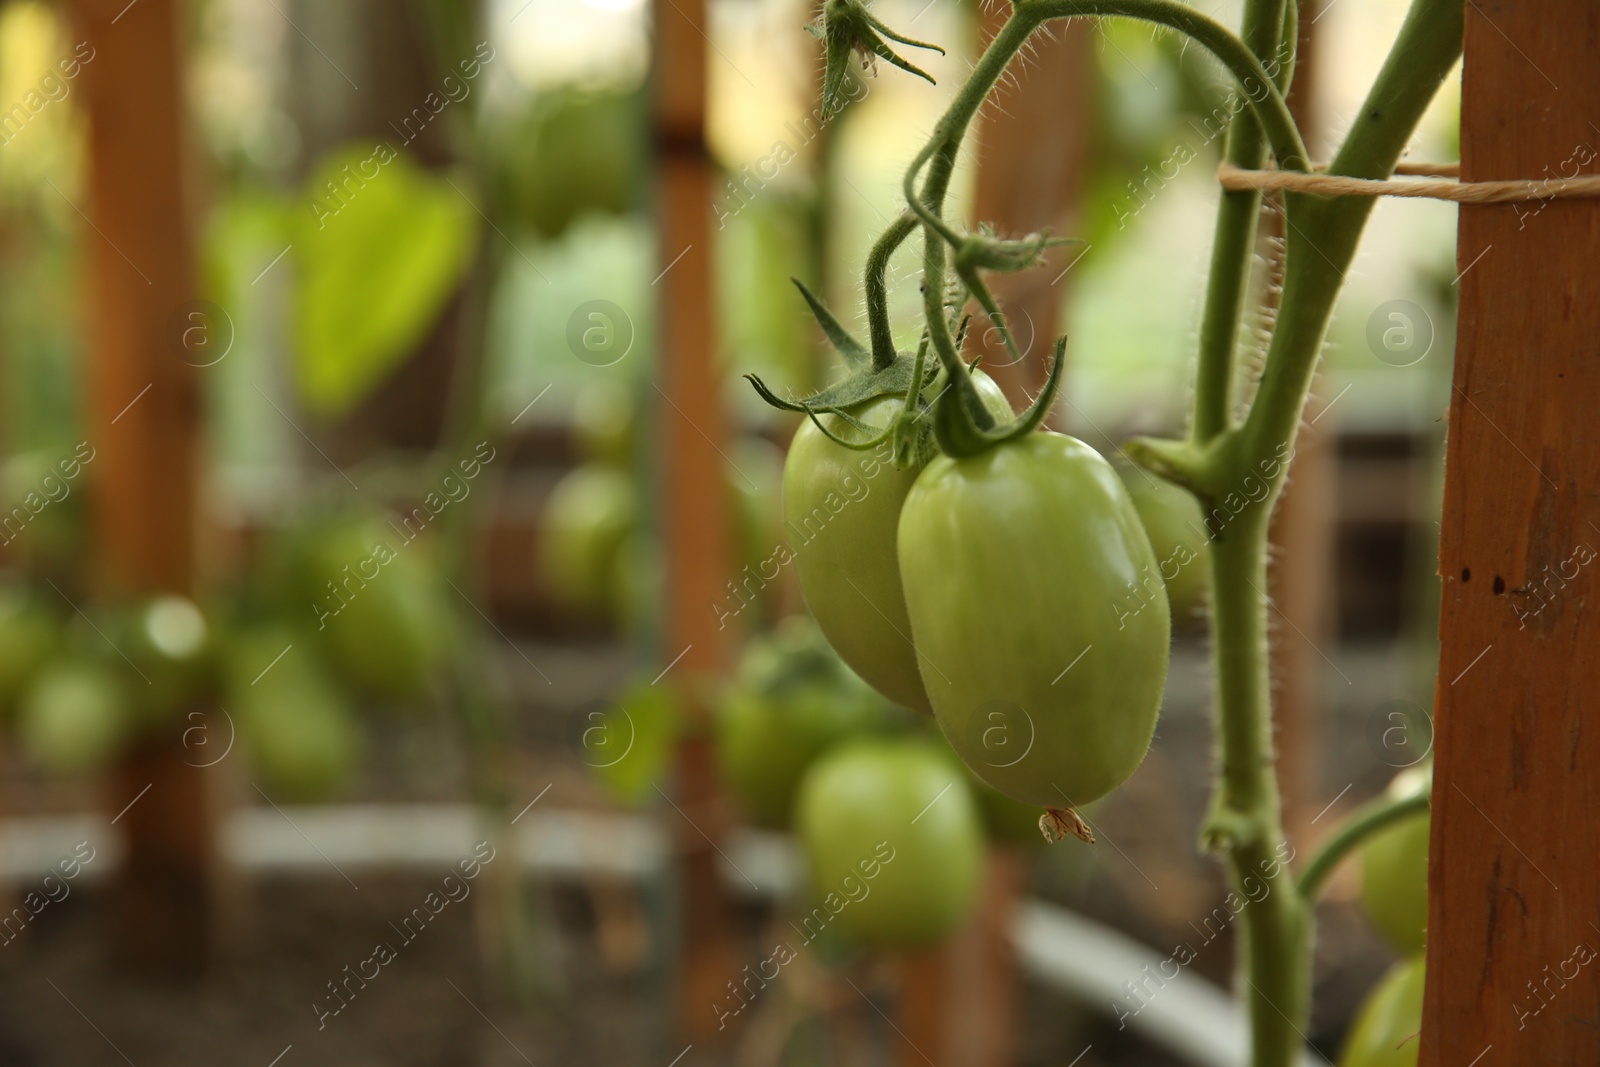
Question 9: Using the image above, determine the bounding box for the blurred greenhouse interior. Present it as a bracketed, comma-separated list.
[0, 0, 1470, 1064]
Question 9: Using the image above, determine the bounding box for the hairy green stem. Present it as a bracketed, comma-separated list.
[1239, 0, 1464, 464]
[1189, 0, 1290, 444]
[1297, 789, 1430, 904]
[876, 0, 1460, 1061]
[864, 212, 918, 370]
[1193, 1, 1462, 1063]
[903, 0, 1310, 436]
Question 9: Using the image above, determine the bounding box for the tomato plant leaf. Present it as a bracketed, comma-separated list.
[292, 145, 477, 419]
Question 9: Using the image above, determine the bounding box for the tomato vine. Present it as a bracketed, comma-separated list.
[752, 0, 1465, 1063]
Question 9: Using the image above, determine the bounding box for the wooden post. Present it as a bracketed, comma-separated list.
[72, 0, 215, 974]
[653, 0, 738, 1040]
[895, 850, 1024, 1067]
[1420, 6, 1600, 1064]
[962, 9, 1093, 408]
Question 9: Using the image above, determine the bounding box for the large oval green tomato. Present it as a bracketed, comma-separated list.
[0, 590, 57, 717]
[899, 431, 1170, 808]
[588, 679, 679, 809]
[540, 463, 638, 617]
[305, 519, 450, 702]
[716, 617, 893, 827]
[783, 374, 1011, 714]
[1338, 954, 1424, 1067]
[572, 379, 635, 466]
[231, 632, 361, 801]
[1120, 466, 1210, 623]
[122, 595, 214, 728]
[1361, 765, 1431, 954]
[17, 657, 130, 775]
[795, 738, 984, 949]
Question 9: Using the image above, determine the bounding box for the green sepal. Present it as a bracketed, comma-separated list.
[792, 278, 871, 370]
[801, 406, 894, 452]
[817, 0, 945, 118]
[933, 337, 1066, 459]
[744, 349, 930, 418]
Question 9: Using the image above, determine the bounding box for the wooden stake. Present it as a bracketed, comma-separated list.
[1420, 7, 1600, 1063]
[895, 849, 1024, 1067]
[71, 0, 215, 975]
[652, 0, 739, 1040]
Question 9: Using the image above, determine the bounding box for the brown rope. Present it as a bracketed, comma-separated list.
[1218, 160, 1600, 204]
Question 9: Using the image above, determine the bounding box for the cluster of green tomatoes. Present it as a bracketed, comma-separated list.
[776, 363, 1198, 841]
[0, 505, 455, 801]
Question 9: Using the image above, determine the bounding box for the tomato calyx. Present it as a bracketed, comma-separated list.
[808, 0, 945, 118]
[931, 337, 1066, 459]
[746, 279, 951, 468]
[953, 228, 1082, 367]
[1040, 806, 1096, 845]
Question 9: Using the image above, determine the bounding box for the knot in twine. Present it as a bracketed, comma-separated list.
[1218, 160, 1600, 204]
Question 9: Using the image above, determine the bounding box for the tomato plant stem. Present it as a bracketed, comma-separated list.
[1189, 0, 1291, 445]
[862, 0, 1461, 1060]
[1197, 2, 1461, 1063]
[1297, 789, 1431, 904]
[864, 212, 918, 370]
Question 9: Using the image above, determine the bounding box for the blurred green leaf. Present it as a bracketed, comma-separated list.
[292, 144, 477, 418]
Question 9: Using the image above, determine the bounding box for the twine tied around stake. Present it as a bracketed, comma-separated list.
[1217, 160, 1600, 204]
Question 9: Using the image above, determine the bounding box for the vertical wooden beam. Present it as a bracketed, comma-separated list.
[72, 0, 214, 974]
[1420, 6, 1600, 1064]
[963, 10, 1093, 408]
[895, 850, 1024, 1067]
[653, 0, 738, 1040]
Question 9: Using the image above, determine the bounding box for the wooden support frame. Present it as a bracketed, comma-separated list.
[72, 0, 216, 975]
[652, 0, 739, 1041]
[1421, 6, 1600, 1063]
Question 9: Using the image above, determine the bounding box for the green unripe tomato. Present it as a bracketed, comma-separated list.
[1361, 765, 1431, 955]
[783, 373, 1011, 713]
[123, 595, 214, 728]
[1338, 954, 1425, 1067]
[17, 657, 130, 775]
[587, 680, 679, 809]
[899, 431, 1170, 809]
[716, 616, 893, 827]
[306, 519, 450, 702]
[1120, 466, 1210, 623]
[0, 590, 57, 718]
[231, 631, 361, 801]
[540, 463, 638, 617]
[795, 738, 984, 949]
[572, 379, 635, 466]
